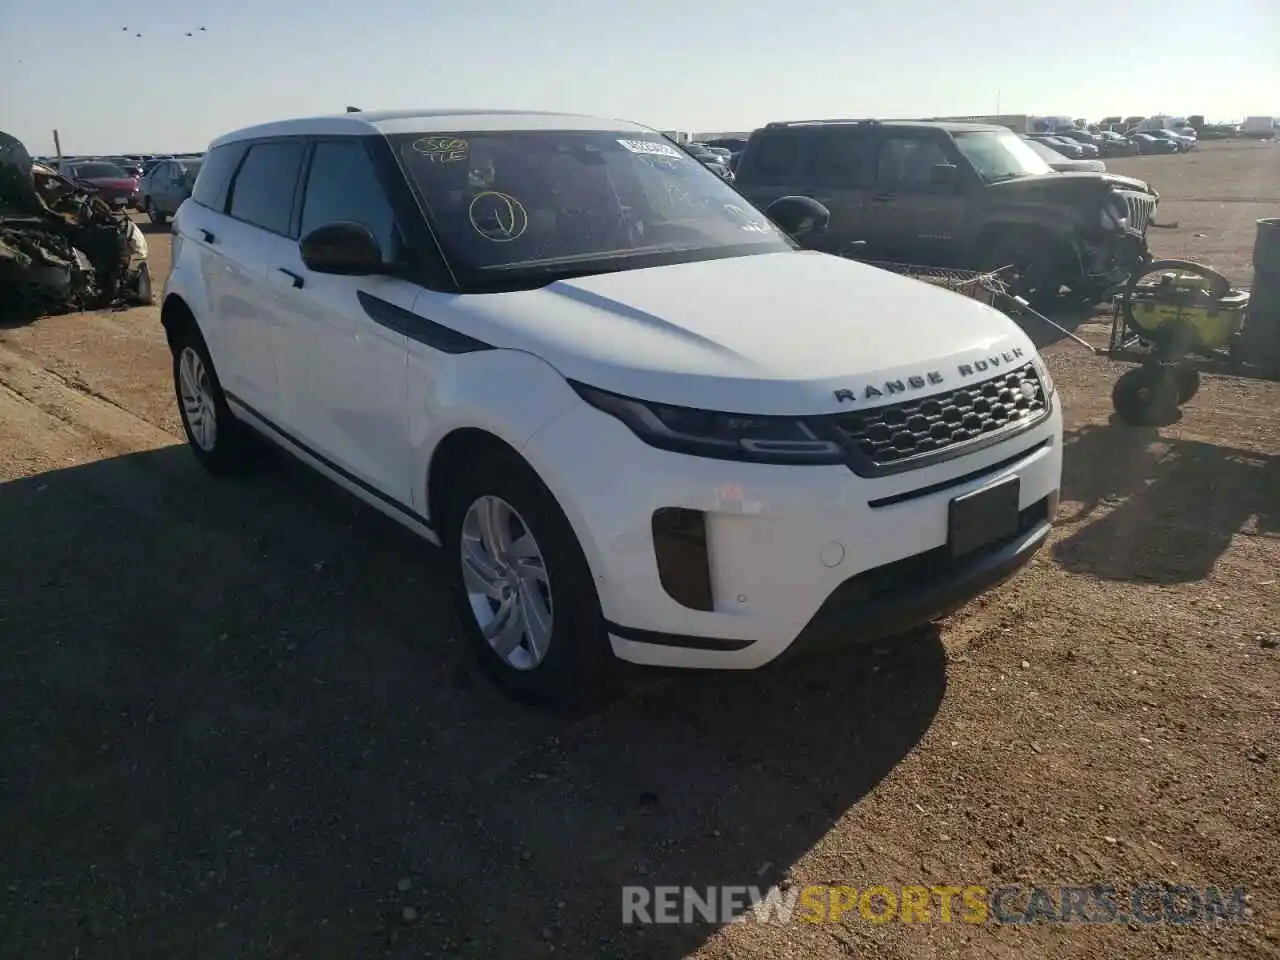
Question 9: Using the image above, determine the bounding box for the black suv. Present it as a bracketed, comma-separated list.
[734, 119, 1158, 303]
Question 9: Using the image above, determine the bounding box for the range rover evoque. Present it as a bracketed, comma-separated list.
[163, 109, 1064, 706]
[733, 118, 1159, 304]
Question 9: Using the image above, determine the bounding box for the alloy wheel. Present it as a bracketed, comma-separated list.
[459, 495, 553, 670]
[178, 346, 218, 451]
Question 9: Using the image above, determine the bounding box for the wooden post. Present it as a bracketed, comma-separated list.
[53, 129, 63, 166]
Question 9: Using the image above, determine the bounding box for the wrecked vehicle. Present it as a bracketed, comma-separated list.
[1, 131, 152, 322]
[734, 119, 1159, 306]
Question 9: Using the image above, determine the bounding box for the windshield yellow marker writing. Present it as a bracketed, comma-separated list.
[468, 191, 528, 242]
[411, 136, 469, 163]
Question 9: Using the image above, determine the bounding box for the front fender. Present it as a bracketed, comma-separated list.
[408, 347, 584, 520]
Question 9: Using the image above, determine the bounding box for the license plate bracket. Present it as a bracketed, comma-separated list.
[948, 476, 1021, 559]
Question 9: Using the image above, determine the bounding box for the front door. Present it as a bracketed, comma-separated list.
[865, 132, 969, 266]
[268, 137, 415, 505]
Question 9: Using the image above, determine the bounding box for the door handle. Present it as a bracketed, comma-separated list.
[277, 268, 304, 289]
[199, 229, 216, 243]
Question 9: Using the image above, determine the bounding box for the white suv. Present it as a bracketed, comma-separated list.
[163, 109, 1063, 706]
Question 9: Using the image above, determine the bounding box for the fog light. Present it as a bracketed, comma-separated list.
[652, 508, 714, 611]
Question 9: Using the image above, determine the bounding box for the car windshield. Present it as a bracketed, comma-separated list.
[393, 130, 792, 289]
[1020, 137, 1065, 161]
[72, 161, 126, 179]
[952, 131, 1053, 181]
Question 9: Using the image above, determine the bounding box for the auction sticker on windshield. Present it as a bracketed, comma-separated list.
[617, 139, 685, 159]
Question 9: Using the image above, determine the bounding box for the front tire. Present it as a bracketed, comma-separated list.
[981, 232, 1068, 307]
[443, 446, 611, 708]
[146, 198, 167, 225]
[171, 324, 256, 474]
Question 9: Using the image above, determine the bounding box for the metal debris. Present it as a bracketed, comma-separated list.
[0, 130, 152, 323]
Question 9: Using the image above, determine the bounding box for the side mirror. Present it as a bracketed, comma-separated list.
[299, 221, 384, 276]
[765, 195, 831, 242]
[929, 163, 959, 186]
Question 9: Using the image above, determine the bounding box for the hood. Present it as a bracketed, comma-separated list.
[990, 170, 1153, 196]
[438, 251, 1036, 415]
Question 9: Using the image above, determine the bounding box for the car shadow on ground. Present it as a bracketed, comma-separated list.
[0, 445, 946, 959]
[135, 218, 171, 235]
[1010, 298, 1103, 350]
[1051, 419, 1278, 583]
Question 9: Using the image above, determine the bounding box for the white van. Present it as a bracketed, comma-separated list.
[1134, 116, 1197, 139]
[1241, 117, 1276, 139]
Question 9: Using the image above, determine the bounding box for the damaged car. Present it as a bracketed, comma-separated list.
[1, 131, 152, 322]
[734, 119, 1159, 305]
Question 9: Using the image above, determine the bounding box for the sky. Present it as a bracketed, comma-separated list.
[1, 0, 1276, 155]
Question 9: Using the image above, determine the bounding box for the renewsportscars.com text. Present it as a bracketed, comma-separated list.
[622, 883, 1249, 925]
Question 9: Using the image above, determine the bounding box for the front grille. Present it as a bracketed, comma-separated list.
[1122, 192, 1155, 233]
[822, 363, 1048, 476]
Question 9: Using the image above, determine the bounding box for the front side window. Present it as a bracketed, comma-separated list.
[299, 139, 399, 261]
[227, 140, 305, 235]
[876, 136, 952, 186]
[952, 131, 1053, 181]
[391, 130, 792, 289]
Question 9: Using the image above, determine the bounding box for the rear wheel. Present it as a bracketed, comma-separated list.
[442, 446, 611, 708]
[171, 323, 256, 473]
[146, 198, 167, 225]
[1111, 364, 1179, 426]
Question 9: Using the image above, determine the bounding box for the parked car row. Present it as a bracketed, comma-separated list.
[26, 150, 206, 213]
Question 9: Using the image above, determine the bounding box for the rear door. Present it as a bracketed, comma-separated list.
[214, 138, 307, 420]
[865, 130, 969, 265]
[795, 127, 874, 248]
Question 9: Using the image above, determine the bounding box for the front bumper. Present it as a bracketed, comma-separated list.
[522, 396, 1063, 670]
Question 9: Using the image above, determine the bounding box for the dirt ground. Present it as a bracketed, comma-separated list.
[1, 141, 1277, 960]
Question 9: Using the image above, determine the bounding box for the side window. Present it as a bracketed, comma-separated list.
[876, 136, 951, 187]
[737, 133, 799, 183]
[191, 143, 247, 211]
[298, 139, 399, 260]
[227, 140, 306, 235]
[802, 131, 871, 183]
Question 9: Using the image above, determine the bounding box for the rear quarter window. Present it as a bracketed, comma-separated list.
[737, 133, 800, 183]
[191, 142, 248, 212]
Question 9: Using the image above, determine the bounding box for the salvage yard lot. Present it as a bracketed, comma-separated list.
[1, 140, 1277, 960]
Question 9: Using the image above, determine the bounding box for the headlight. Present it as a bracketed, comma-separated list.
[1101, 193, 1129, 231]
[571, 383, 844, 464]
[1030, 353, 1056, 400]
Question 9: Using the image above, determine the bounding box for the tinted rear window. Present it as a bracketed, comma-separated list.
[191, 142, 248, 211]
[737, 133, 800, 182]
[227, 140, 306, 236]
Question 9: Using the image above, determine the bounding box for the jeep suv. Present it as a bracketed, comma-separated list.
[163, 109, 1062, 706]
[734, 119, 1158, 303]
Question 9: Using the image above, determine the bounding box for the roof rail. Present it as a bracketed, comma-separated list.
[763, 118, 880, 128]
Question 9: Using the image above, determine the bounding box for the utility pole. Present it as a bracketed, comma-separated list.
[53, 129, 63, 166]
[996, 91, 1001, 115]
